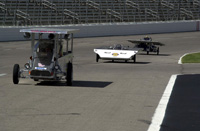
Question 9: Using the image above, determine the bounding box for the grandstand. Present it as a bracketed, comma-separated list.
[0, 0, 200, 26]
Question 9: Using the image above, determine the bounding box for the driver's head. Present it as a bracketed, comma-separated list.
[144, 36, 150, 40]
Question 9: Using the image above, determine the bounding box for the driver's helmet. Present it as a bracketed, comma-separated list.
[144, 36, 151, 41]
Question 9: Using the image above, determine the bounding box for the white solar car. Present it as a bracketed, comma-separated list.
[94, 44, 140, 63]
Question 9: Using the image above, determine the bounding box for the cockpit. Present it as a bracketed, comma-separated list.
[113, 44, 123, 50]
[33, 39, 63, 67]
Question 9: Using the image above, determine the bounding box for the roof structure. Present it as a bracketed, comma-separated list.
[20, 28, 79, 34]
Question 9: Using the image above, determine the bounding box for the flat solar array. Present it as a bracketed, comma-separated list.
[0, 0, 199, 26]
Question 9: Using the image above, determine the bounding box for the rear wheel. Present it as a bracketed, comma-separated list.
[147, 47, 150, 55]
[66, 63, 73, 86]
[96, 54, 100, 62]
[133, 55, 136, 63]
[157, 47, 160, 55]
[13, 64, 20, 84]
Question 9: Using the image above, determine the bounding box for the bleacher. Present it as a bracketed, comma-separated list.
[0, 0, 199, 26]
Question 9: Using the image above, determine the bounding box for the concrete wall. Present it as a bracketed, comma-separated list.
[0, 20, 199, 42]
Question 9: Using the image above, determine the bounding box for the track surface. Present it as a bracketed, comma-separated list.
[0, 32, 200, 131]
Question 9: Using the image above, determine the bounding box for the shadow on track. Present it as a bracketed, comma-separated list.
[138, 53, 170, 56]
[160, 74, 200, 131]
[35, 80, 112, 88]
[103, 61, 151, 64]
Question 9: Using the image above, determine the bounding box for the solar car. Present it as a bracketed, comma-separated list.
[13, 28, 79, 86]
[128, 36, 165, 55]
[94, 44, 140, 63]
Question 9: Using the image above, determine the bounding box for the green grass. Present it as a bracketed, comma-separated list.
[182, 52, 200, 63]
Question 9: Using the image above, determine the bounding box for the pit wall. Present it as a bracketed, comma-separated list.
[0, 20, 199, 41]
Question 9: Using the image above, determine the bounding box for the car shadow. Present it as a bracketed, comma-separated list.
[138, 53, 170, 56]
[160, 74, 200, 131]
[35, 80, 112, 88]
[73, 80, 112, 88]
[103, 61, 151, 64]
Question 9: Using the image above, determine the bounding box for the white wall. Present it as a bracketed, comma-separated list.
[0, 20, 199, 41]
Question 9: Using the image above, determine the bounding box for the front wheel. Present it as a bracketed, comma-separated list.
[96, 54, 100, 62]
[66, 63, 73, 86]
[13, 64, 20, 84]
[34, 79, 39, 81]
[133, 55, 136, 63]
[157, 47, 159, 55]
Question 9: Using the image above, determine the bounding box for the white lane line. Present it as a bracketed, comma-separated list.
[178, 53, 188, 64]
[4, 49, 11, 51]
[147, 74, 177, 131]
[0, 73, 7, 77]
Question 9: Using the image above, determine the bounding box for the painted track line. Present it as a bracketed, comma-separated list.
[0, 73, 7, 77]
[178, 51, 200, 64]
[178, 53, 188, 64]
[147, 74, 177, 131]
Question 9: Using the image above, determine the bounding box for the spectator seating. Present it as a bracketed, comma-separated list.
[0, 0, 199, 26]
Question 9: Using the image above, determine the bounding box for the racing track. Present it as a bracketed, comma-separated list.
[0, 32, 200, 131]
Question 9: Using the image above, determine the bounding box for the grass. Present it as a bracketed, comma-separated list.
[182, 52, 200, 63]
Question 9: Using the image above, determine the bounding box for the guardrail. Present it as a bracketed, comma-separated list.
[0, 20, 199, 41]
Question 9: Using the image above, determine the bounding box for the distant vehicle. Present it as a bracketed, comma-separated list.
[128, 36, 165, 55]
[94, 44, 140, 63]
[13, 28, 79, 86]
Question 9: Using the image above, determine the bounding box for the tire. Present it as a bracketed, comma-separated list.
[157, 47, 159, 55]
[66, 62, 73, 86]
[34, 79, 39, 81]
[146, 46, 150, 55]
[133, 55, 136, 63]
[96, 54, 100, 62]
[13, 64, 20, 84]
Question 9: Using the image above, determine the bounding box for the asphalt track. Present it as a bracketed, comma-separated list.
[0, 31, 200, 131]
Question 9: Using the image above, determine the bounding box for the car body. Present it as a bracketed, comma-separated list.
[94, 44, 140, 63]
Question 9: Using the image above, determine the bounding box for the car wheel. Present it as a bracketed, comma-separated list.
[66, 62, 73, 86]
[34, 79, 39, 81]
[157, 47, 159, 55]
[96, 54, 100, 62]
[133, 55, 136, 63]
[13, 64, 20, 84]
